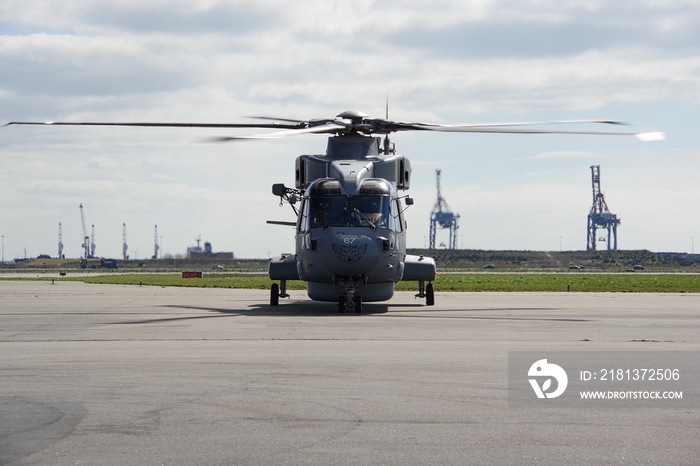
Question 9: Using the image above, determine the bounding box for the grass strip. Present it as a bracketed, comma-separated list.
[7, 272, 696, 293]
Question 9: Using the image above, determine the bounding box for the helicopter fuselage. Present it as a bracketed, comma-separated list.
[269, 134, 436, 311]
[296, 180, 405, 302]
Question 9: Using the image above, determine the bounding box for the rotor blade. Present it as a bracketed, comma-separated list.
[248, 116, 309, 124]
[634, 132, 666, 142]
[395, 119, 626, 130]
[3, 121, 304, 130]
[4, 119, 347, 141]
[335, 119, 629, 135]
[408, 124, 665, 140]
[266, 220, 297, 227]
[211, 123, 346, 141]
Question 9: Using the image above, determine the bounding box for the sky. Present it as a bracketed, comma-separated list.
[1, 0, 699, 260]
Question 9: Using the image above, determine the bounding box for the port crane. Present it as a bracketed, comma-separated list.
[586, 165, 620, 250]
[429, 169, 460, 249]
[79, 204, 91, 260]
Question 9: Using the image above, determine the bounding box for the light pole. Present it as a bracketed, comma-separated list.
[1, 235, 4, 264]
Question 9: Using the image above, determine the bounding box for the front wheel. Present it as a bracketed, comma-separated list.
[355, 296, 363, 313]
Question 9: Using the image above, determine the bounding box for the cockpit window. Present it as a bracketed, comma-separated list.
[308, 194, 390, 229]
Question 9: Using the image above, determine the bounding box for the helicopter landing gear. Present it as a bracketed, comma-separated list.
[338, 292, 362, 313]
[270, 283, 279, 306]
[334, 276, 365, 313]
[416, 280, 435, 306]
[270, 280, 290, 306]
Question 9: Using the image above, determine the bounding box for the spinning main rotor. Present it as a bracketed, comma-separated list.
[5, 110, 665, 142]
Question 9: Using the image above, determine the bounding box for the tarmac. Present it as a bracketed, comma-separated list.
[1, 280, 698, 465]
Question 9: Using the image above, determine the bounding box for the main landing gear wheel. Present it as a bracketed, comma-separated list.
[426, 283, 435, 306]
[416, 280, 435, 306]
[270, 283, 279, 306]
[355, 296, 363, 313]
[338, 297, 346, 313]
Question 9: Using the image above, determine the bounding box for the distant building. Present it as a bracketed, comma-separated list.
[100, 258, 118, 269]
[186, 238, 234, 259]
[658, 252, 700, 262]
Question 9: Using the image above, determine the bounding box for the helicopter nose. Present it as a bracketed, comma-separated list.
[321, 234, 378, 275]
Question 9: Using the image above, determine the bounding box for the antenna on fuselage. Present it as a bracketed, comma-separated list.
[382, 96, 395, 155]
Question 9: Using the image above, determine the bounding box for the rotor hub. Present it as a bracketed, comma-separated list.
[336, 110, 368, 122]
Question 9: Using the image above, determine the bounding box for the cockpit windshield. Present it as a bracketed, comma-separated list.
[308, 195, 390, 229]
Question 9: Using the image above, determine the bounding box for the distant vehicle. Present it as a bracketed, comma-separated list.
[569, 264, 585, 270]
[483, 264, 495, 269]
[211, 264, 225, 270]
[632, 264, 646, 270]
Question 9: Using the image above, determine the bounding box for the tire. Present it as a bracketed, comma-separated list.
[270, 283, 279, 306]
[355, 296, 363, 313]
[426, 283, 435, 306]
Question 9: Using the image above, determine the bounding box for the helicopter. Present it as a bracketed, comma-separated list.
[4, 111, 663, 312]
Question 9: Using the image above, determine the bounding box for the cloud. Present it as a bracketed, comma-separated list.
[1, 1, 282, 35]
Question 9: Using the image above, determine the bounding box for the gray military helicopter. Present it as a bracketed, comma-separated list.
[5, 111, 662, 312]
